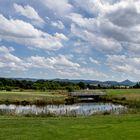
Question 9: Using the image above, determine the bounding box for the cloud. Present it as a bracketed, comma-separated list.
[54, 33, 68, 41]
[72, 0, 117, 17]
[0, 46, 27, 71]
[0, 14, 67, 50]
[1, 0, 140, 80]
[0, 46, 107, 79]
[127, 43, 140, 55]
[40, 0, 72, 16]
[51, 20, 65, 29]
[57, 67, 108, 79]
[27, 55, 80, 69]
[69, 0, 140, 54]
[71, 24, 122, 53]
[89, 57, 100, 65]
[106, 54, 140, 75]
[95, 0, 140, 44]
[105, 0, 140, 28]
[72, 0, 104, 16]
[68, 13, 97, 32]
[14, 3, 45, 25]
[0, 46, 80, 72]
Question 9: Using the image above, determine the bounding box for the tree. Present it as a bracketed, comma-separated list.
[133, 82, 140, 88]
[78, 82, 86, 89]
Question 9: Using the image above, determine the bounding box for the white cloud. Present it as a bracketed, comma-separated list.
[0, 46, 80, 72]
[14, 3, 45, 25]
[40, 0, 72, 16]
[127, 43, 140, 55]
[1, 0, 140, 80]
[106, 54, 140, 75]
[57, 67, 108, 79]
[79, 68, 108, 78]
[0, 46, 27, 71]
[72, 0, 104, 16]
[0, 14, 67, 50]
[27, 55, 80, 69]
[68, 13, 98, 32]
[0, 46, 107, 79]
[71, 24, 122, 53]
[69, 0, 140, 56]
[89, 57, 100, 65]
[104, 0, 140, 27]
[51, 20, 65, 29]
[54, 33, 68, 41]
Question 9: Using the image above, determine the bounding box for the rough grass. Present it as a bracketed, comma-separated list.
[0, 91, 67, 105]
[106, 89, 140, 101]
[106, 89, 140, 95]
[0, 115, 139, 140]
[102, 89, 140, 110]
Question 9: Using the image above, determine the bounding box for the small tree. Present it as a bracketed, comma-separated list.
[78, 82, 86, 89]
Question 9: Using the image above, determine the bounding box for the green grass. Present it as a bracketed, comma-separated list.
[102, 89, 140, 110]
[0, 91, 67, 105]
[0, 115, 139, 140]
[105, 89, 140, 101]
[0, 89, 140, 106]
[106, 89, 140, 95]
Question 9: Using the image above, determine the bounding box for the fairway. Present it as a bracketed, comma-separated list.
[0, 115, 139, 140]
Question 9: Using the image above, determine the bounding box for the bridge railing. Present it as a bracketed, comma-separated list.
[68, 92, 106, 97]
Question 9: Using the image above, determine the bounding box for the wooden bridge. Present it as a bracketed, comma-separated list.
[68, 91, 106, 101]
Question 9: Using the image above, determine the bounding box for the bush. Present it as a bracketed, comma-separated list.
[6, 87, 12, 91]
[66, 87, 74, 92]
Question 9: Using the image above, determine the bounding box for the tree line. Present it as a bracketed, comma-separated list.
[0, 78, 139, 91]
[0, 78, 84, 91]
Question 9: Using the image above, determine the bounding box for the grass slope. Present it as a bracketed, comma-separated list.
[0, 115, 139, 140]
[0, 91, 67, 105]
[106, 89, 140, 96]
[105, 89, 140, 106]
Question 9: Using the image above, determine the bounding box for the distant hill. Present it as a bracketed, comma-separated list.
[8, 78, 136, 86]
[12, 78, 37, 81]
[53, 79, 136, 86]
[119, 80, 135, 86]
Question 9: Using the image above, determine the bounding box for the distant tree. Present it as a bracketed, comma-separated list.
[5, 87, 12, 91]
[98, 84, 101, 88]
[133, 82, 140, 88]
[78, 82, 86, 89]
[66, 86, 74, 92]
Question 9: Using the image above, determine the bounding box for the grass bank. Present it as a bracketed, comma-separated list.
[0, 91, 67, 105]
[0, 89, 140, 108]
[101, 89, 140, 111]
[0, 114, 139, 140]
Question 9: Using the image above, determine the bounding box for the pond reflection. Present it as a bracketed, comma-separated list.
[0, 103, 127, 116]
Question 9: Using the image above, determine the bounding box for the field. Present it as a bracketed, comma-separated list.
[0, 115, 139, 140]
[104, 89, 140, 109]
[0, 90, 67, 105]
[106, 89, 140, 96]
[0, 89, 139, 139]
[0, 89, 140, 106]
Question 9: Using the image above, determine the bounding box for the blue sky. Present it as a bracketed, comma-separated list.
[0, 0, 140, 81]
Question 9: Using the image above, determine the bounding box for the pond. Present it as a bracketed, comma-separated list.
[0, 103, 127, 116]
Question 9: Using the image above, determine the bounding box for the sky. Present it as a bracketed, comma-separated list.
[0, 0, 140, 81]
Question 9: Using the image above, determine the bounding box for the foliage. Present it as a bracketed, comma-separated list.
[0, 78, 139, 91]
[0, 78, 80, 91]
[133, 82, 140, 88]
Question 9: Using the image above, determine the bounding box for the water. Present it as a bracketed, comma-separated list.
[0, 103, 127, 116]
